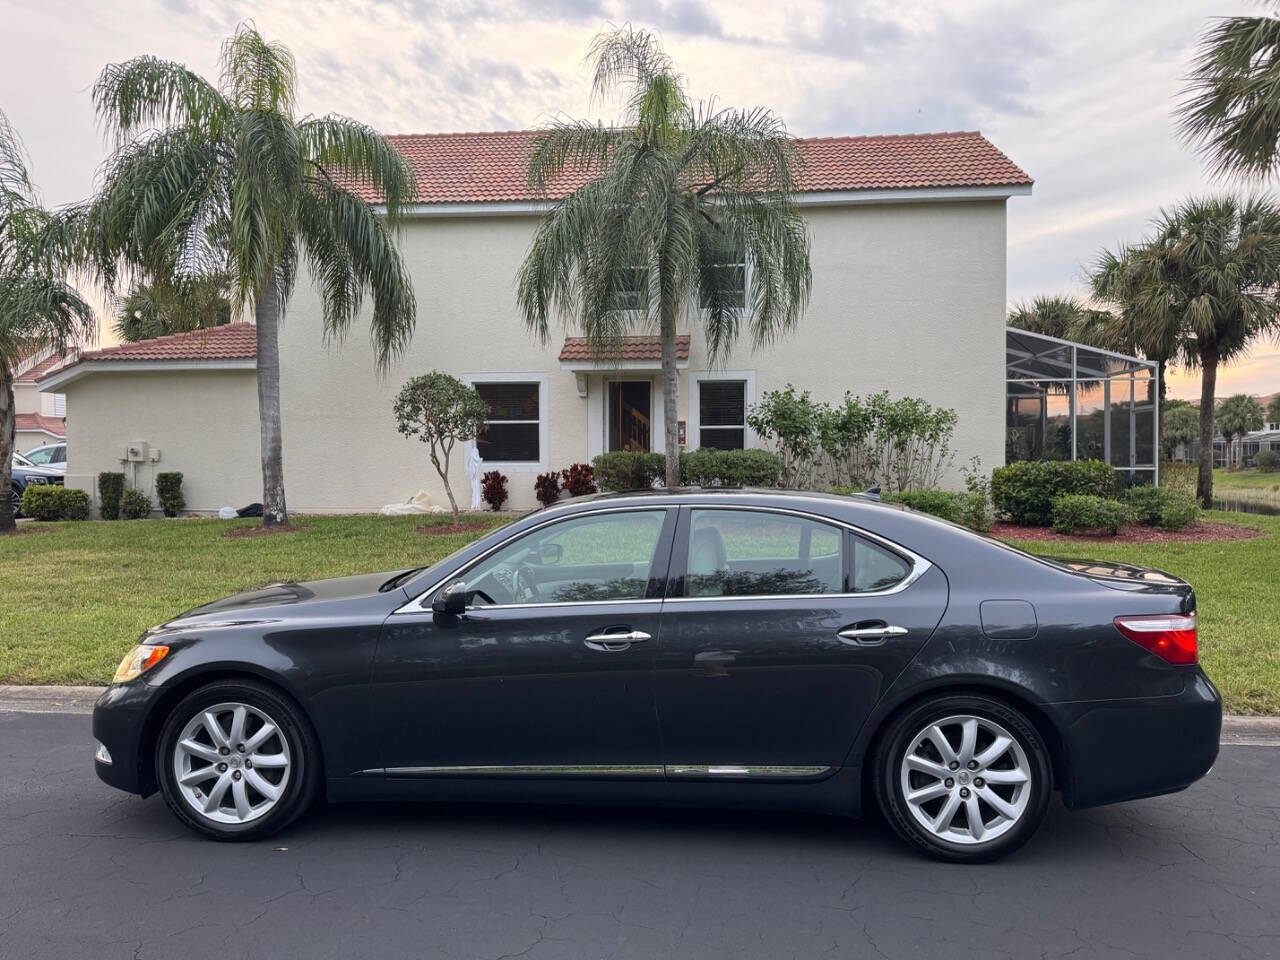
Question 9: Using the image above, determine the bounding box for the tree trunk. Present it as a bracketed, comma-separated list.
[1156, 358, 1167, 465]
[1195, 347, 1218, 508]
[255, 277, 288, 527]
[659, 296, 680, 489]
[0, 363, 15, 534]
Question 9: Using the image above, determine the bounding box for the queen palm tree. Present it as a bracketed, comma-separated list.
[75, 24, 417, 526]
[1178, 7, 1280, 178]
[1098, 197, 1280, 506]
[516, 26, 811, 487]
[0, 110, 94, 533]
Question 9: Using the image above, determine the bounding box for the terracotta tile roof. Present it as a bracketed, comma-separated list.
[16, 351, 75, 383]
[559, 335, 690, 363]
[43, 324, 257, 377]
[15, 413, 65, 437]
[349, 130, 1030, 205]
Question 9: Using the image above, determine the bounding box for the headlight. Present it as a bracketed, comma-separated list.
[111, 644, 170, 684]
[27, 476, 46, 485]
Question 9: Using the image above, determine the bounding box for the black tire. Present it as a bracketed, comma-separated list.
[872, 694, 1051, 863]
[155, 679, 321, 841]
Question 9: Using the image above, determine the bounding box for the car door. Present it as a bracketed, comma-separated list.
[655, 505, 949, 778]
[373, 507, 677, 777]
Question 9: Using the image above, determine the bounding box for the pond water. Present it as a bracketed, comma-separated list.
[1212, 496, 1280, 516]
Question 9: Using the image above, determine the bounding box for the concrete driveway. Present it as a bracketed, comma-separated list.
[1, 709, 1277, 960]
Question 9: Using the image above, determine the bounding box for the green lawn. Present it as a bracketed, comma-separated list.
[1, 510, 1276, 715]
[1213, 467, 1280, 493]
[0, 514, 510, 686]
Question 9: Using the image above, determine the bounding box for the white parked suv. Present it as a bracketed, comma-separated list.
[23, 442, 66, 474]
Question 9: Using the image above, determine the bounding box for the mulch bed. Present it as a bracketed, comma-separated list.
[415, 522, 493, 536]
[221, 524, 304, 539]
[993, 521, 1262, 544]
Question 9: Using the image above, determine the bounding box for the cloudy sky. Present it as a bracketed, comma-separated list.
[2, 0, 1275, 398]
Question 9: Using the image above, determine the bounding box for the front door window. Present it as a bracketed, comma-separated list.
[608, 381, 651, 452]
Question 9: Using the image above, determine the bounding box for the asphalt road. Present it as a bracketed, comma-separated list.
[1, 711, 1277, 960]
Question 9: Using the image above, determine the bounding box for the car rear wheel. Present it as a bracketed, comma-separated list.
[156, 679, 320, 841]
[873, 695, 1051, 862]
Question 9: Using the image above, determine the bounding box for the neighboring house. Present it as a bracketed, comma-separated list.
[41, 129, 1033, 512]
[1176, 392, 1279, 467]
[13, 348, 71, 454]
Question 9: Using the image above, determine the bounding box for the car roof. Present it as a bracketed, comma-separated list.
[545, 486, 894, 509]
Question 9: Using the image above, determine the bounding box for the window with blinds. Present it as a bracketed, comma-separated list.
[475, 382, 539, 462]
[698, 380, 746, 449]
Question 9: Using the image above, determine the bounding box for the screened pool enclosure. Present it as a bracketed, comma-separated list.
[1006, 328, 1158, 484]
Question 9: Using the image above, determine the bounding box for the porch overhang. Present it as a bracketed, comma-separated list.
[558, 335, 691, 396]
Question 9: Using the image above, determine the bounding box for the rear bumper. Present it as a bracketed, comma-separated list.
[92, 681, 162, 796]
[1048, 671, 1222, 810]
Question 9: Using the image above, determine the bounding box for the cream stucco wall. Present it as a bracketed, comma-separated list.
[60, 370, 260, 513]
[50, 196, 1010, 515]
[276, 198, 1008, 512]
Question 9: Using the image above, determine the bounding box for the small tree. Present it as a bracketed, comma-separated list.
[394, 372, 488, 521]
[1267, 393, 1280, 428]
[1217, 394, 1264, 468]
[1162, 401, 1200, 461]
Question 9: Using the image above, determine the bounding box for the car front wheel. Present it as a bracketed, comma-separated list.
[155, 679, 320, 840]
[874, 695, 1051, 862]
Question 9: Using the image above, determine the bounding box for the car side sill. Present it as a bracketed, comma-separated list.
[361, 764, 835, 781]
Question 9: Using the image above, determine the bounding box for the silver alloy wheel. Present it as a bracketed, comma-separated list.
[899, 714, 1032, 846]
[173, 701, 292, 825]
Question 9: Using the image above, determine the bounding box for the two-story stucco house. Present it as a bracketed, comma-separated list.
[40, 129, 1032, 513]
[13, 348, 70, 455]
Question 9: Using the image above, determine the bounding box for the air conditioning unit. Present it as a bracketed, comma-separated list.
[125, 442, 150, 463]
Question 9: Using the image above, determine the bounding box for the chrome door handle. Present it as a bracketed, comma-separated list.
[837, 625, 908, 645]
[585, 629, 651, 652]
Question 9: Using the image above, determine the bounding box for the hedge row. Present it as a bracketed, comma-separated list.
[991, 460, 1116, 526]
[20, 486, 90, 521]
[591, 449, 783, 492]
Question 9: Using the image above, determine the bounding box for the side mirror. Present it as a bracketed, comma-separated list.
[539, 543, 564, 566]
[431, 579, 467, 617]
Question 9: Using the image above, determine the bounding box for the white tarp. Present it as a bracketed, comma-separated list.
[379, 490, 448, 516]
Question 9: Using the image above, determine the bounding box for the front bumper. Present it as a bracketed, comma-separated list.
[1049, 670, 1222, 809]
[92, 680, 164, 796]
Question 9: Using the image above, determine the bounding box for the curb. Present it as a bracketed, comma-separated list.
[1, 685, 1279, 744]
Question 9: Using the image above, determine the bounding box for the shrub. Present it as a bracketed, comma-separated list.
[98, 472, 125, 520]
[120, 488, 153, 520]
[592, 451, 665, 491]
[680, 448, 782, 487]
[1050, 494, 1134, 535]
[884, 488, 995, 534]
[480, 471, 508, 511]
[61, 489, 91, 521]
[156, 472, 185, 517]
[1256, 449, 1280, 473]
[992, 459, 1117, 526]
[20, 485, 89, 521]
[1125, 485, 1200, 531]
[747, 386, 823, 487]
[560, 463, 597, 497]
[534, 471, 561, 507]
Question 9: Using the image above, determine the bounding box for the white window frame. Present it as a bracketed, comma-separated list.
[52, 394, 66, 417]
[463, 372, 549, 471]
[688, 371, 756, 451]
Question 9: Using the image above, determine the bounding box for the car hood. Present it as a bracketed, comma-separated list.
[169, 570, 406, 624]
[12, 464, 62, 480]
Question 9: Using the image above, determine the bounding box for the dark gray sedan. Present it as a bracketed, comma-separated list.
[92, 489, 1220, 861]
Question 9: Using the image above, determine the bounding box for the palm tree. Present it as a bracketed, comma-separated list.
[1178, 7, 1280, 178]
[74, 24, 417, 526]
[1097, 197, 1280, 506]
[516, 26, 812, 487]
[1007, 295, 1100, 341]
[1217, 393, 1264, 468]
[115, 276, 231, 342]
[0, 111, 94, 533]
[1268, 393, 1280, 428]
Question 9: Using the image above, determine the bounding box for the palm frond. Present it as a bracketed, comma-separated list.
[526, 120, 624, 195]
[93, 55, 232, 143]
[299, 115, 417, 214]
[220, 22, 296, 115]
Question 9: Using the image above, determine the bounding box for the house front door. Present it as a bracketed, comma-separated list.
[608, 380, 652, 452]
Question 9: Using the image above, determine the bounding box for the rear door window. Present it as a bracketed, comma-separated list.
[683, 509, 844, 597]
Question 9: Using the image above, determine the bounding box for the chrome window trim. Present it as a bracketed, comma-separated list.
[393, 500, 932, 614]
[393, 505, 674, 615]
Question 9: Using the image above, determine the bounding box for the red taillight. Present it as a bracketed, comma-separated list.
[1113, 613, 1197, 664]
